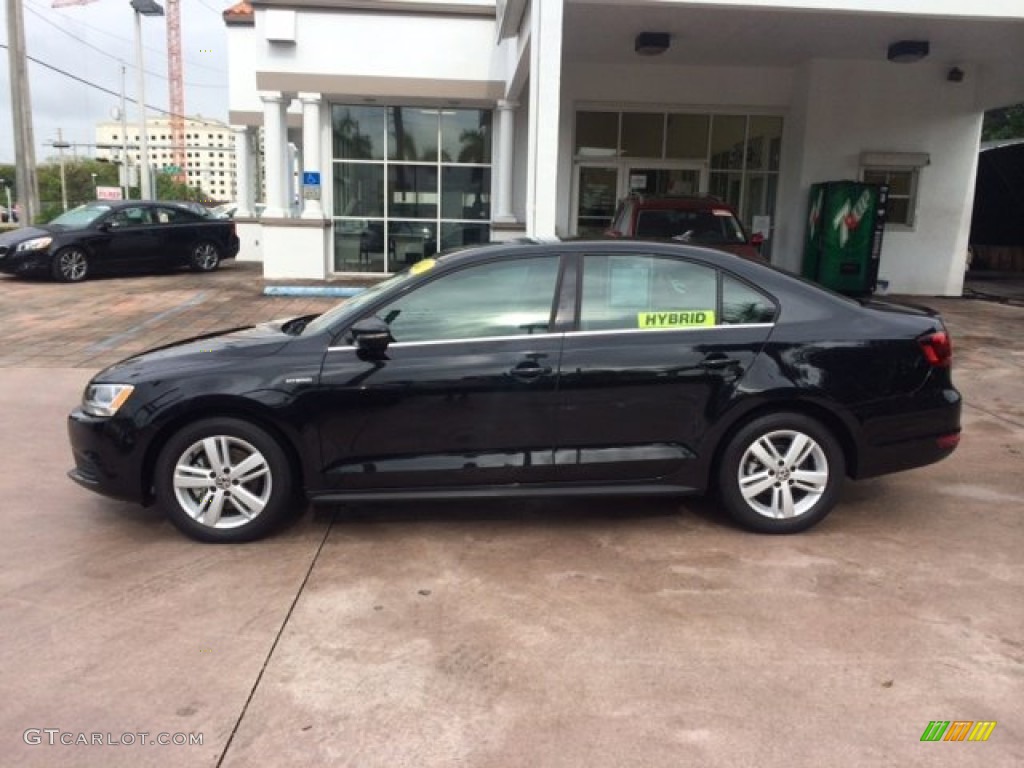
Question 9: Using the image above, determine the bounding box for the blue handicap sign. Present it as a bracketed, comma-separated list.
[302, 171, 321, 186]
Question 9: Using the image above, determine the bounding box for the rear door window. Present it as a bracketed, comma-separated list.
[721, 275, 778, 324]
[580, 253, 718, 331]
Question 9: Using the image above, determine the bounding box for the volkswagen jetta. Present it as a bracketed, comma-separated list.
[67, 240, 961, 542]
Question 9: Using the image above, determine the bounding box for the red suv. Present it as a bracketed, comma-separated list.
[606, 195, 765, 262]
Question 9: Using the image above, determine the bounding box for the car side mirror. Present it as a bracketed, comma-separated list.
[750, 232, 765, 246]
[350, 317, 392, 356]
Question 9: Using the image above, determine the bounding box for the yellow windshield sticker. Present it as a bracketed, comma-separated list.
[638, 310, 716, 328]
[410, 258, 436, 275]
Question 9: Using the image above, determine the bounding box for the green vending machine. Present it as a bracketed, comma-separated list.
[802, 181, 889, 295]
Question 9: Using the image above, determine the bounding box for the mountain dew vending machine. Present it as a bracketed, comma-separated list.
[802, 181, 889, 295]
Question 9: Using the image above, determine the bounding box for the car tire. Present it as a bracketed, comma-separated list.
[154, 418, 293, 543]
[51, 247, 89, 282]
[189, 241, 221, 272]
[717, 412, 845, 534]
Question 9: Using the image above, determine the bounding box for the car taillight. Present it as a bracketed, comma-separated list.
[918, 331, 952, 368]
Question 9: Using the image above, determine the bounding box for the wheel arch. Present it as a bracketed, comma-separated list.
[705, 397, 861, 489]
[141, 397, 306, 505]
[51, 241, 97, 273]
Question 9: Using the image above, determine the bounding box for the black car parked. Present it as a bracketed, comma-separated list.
[67, 240, 961, 542]
[0, 201, 240, 282]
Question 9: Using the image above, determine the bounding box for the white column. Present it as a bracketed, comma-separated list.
[526, 0, 564, 237]
[232, 126, 253, 218]
[495, 99, 518, 223]
[260, 91, 288, 219]
[299, 92, 325, 219]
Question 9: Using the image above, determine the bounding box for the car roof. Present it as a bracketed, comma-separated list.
[83, 200, 197, 210]
[625, 195, 739, 212]
[436, 238, 760, 277]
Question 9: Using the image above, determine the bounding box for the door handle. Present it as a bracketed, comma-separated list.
[699, 354, 739, 369]
[509, 360, 552, 381]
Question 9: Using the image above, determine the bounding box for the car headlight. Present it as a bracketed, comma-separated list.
[82, 384, 135, 417]
[15, 236, 53, 253]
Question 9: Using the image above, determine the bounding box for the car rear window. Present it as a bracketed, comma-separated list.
[635, 208, 745, 244]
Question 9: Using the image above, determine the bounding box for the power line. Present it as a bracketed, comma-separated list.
[24, 4, 226, 88]
[192, 0, 227, 16]
[24, 0, 227, 76]
[0, 42, 231, 130]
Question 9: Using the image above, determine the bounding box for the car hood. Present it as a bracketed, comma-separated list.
[0, 226, 53, 247]
[97, 321, 294, 381]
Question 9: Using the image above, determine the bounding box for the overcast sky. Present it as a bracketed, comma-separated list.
[1, 0, 230, 164]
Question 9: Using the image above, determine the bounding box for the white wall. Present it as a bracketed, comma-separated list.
[227, 24, 263, 117]
[258, 11, 504, 85]
[564, 63, 794, 108]
[782, 58, 982, 295]
[667, 0, 1024, 17]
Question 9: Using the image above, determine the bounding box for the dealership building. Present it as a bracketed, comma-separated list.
[223, 0, 1024, 295]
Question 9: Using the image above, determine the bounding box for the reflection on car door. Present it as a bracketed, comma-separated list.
[554, 252, 775, 486]
[101, 206, 162, 271]
[317, 256, 566, 490]
[152, 206, 201, 266]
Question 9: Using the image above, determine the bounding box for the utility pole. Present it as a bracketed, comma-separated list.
[120, 62, 130, 199]
[53, 128, 70, 211]
[5, 0, 41, 223]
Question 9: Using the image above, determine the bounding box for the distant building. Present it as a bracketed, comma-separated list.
[95, 116, 239, 202]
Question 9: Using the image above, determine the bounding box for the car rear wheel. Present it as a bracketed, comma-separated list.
[154, 418, 293, 542]
[189, 241, 221, 272]
[717, 412, 844, 533]
[52, 247, 89, 282]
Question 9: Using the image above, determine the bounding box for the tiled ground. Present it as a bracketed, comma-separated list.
[0, 262, 353, 370]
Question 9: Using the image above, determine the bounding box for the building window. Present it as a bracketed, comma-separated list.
[859, 152, 928, 229]
[572, 110, 782, 248]
[861, 168, 917, 228]
[331, 104, 492, 274]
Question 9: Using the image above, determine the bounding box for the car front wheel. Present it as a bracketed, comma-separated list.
[52, 247, 89, 282]
[189, 241, 221, 272]
[154, 418, 293, 542]
[717, 412, 845, 533]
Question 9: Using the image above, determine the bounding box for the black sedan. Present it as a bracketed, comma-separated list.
[0, 201, 240, 282]
[67, 240, 961, 542]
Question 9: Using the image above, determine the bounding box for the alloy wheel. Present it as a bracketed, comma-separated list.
[58, 249, 88, 281]
[737, 429, 829, 519]
[172, 435, 273, 529]
[192, 242, 220, 271]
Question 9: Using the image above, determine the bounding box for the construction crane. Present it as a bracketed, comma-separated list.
[51, 0, 187, 184]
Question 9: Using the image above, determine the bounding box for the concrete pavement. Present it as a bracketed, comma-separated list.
[0, 268, 1021, 766]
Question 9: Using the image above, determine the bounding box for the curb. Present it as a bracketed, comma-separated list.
[263, 286, 365, 298]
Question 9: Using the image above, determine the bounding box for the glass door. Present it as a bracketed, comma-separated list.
[625, 166, 703, 197]
[575, 166, 619, 237]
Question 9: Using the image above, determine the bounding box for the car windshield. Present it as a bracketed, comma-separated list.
[636, 208, 746, 244]
[47, 204, 112, 229]
[301, 267, 424, 337]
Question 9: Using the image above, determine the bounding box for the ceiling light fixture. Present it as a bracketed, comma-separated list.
[635, 32, 670, 56]
[887, 40, 929, 63]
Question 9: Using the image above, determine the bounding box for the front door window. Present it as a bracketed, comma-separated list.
[371, 257, 561, 343]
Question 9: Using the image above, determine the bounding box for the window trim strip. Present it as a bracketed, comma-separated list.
[325, 322, 775, 352]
